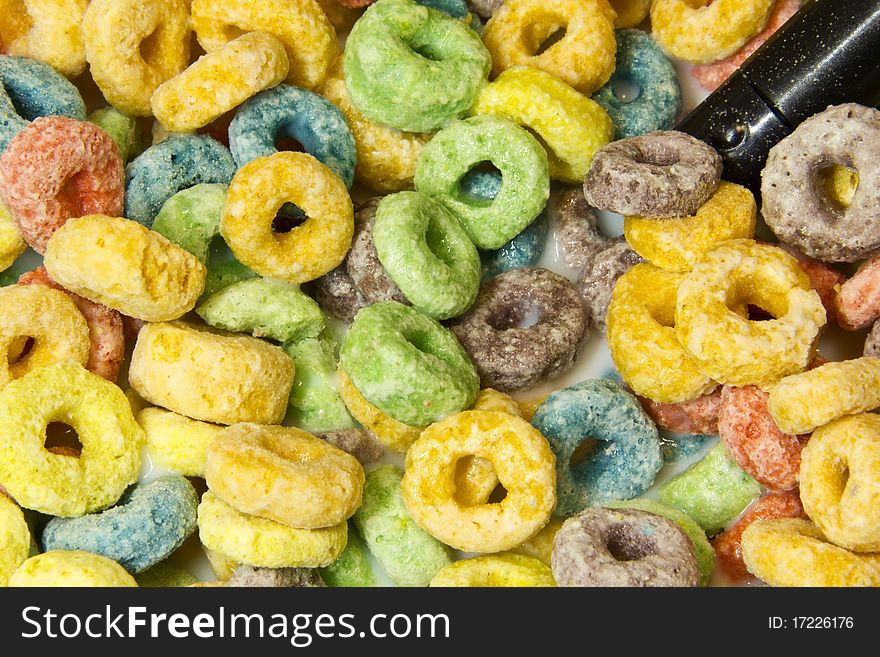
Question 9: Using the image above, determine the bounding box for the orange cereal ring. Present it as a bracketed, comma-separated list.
[191, 0, 337, 91]
[0, 116, 124, 254]
[777, 243, 846, 324]
[401, 410, 556, 553]
[482, 0, 617, 95]
[1, 1, 88, 76]
[221, 152, 354, 284]
[834, 254, 880, 331]
[0, 283, 89, 390]
[18, 267, 124, 382]
[83, 0, 191, 117]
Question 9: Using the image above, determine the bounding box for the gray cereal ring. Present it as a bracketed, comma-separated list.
[306, 266, 367, 323]
[228, 565, 325, 588]
[346, 197, 409, 306]
[577, 238, 644, 333]
[315, 428, 384, 466]
[761, 103, 880, 263]
[551, 507, 700, 587]
[583, 131, 722, 218]
[555, 187, 610, 271]
[864, 318, 880, 357]
[467, 0, 504, 19]
[450, 267, 587, 392]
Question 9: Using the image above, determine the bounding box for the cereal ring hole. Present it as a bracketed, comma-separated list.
[458, 162, 502, 205]
[612, 77, 641, 103]
[634, 143, 681, 168]
[569, 436, 600, 469]
[487, 483, 508, 504]
[522, 18, 568, 57]
[604, 521, 658, 562]
[6, 336, 35, 369]
[220, 25, 249, 43]
[534, 26, 568, 57]
[487, 300, 542, 330]
[816, 164, 860, 213]
[58, 171, 96, 218]
[139, 27, 163, 64]
[43, 422, 83, 456]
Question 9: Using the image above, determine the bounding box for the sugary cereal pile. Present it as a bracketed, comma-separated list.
[1, 0, 878, 588]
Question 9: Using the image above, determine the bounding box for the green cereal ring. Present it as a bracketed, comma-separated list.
[151, 184, 227, 264]
[374, 191, 480, 319]
[0, 494, 30, 587]
[135, 562, 198, 588]
[415, 116, 550, 249]
[284, 336, 356, 432]
[343, 0, 491, 133]
[319, 522, 376, 587]
[196, 278, 324, 344]
[607, 498, 715, 586]
[201, 257, 258, 301]
[353, 465, 452, 586]
[88, 108, 140, 162]
[659, 442, 762, 533]
[340, 301, 479, 426]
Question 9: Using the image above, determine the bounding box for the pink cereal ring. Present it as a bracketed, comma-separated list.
[0, 116, 124, 253]
[638, 387, 722, 436]
[834, 254, 880, 331]
[18, 266, 125, 383]
[692, 0, 800, 92]
[773, 242, 845, 323]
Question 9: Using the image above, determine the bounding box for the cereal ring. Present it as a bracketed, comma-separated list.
[551, 507, 700, 587]
[866, 319, 880, 358]
[471, 66, 613, 183]
[481, 212, 548, 280]
[221, 151, 354, 284]
[1, 1, 88, 76]
[450, 267, 586, 393]
[0, 493, 29, 586]
[0, 116, 124, 253]
[304, 267, 367, 323]
[197, 492, 348, 568]
[402, 410, 556, 553]
[345, 197, 409, 306]
[285, 337, 357, 433]
[343, 0, 491, 133]
[555, 188, 609, 271]
[607, 264, 715, 403]
[719, 385, 804, 491]
[151, 184, 227, 264]
[675, 240, 826, 387]
[414, 115, 549, 250]
[83, 0, 190, 117]
[510, 517, 562, 565]
[651, 0, 774, 64]
[374, 191, 481, 319]
[200, 257, 258, 301]
[0, 361, 142, 517]
[768, 358, 880, 435]
[741, 518, 880, 587]
[317, 0, 363, 28]
[0, 283, 89, 390]
[204, 548, 238, 580]
[125, 134, 235, 227]
[152, 32, 289, 133]
[583, 131, 723, 218]
[430, 554, 555, 587]
[0, 200, 26, 272]
[137, 408, 222, 477]
[130, 321, 294, 426]
[592, 29, 681, 139]
[191, 0, 337, 91]
[531, 379, 661, 516]
[88, 108, 140, 163]
[712, 491, 805, 581]
[799, 413, 880, 552]
[577, 238, 644, 333]
[761, 103, 880, 262]
[483, 0, 616, 95]
[638, 388, 721, 436]
[658, 442, 762, 532]
[624, 182, 756, 272]
[609, 0, 649, 28]
[205, 423, 364, 530]
[41, 476, 199, 573]
[135, 563, 198, 588]
[228, 565, 325, 588]
[43, 215, 207, 322]
[777, 243, 846, 323]
[9, 550, 137, 587]
[466, 0, 501, 19]
[319, 524, 376, 587]
[353, 465, 452, 586]
[341, 301, 479, 426]
[834, 255, 880, 331]
[315, 429, 383, 467]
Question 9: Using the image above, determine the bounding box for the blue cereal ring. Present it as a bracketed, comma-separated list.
[531, 379, 662, 517]
[417, 0, 469, 18]
[228, 84, 356, 188]
[592, 29, 682, 139]
[40, 476, 199, 574]
[0, 55, 86, 152]
[125, 134, 236, 227]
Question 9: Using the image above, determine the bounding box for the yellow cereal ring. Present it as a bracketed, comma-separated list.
[607, 263, 715, 403]
[205, 423, 364, 529]
[0, 0, 31, 56]
[338, 367, 422, 452]
[624, 182, 757, 273]
[768, 358, 880, 436]
[43, 215, 206, 322]
[314, 0, 362, 31]
[319, 56, 429, 193]
[510, 517, 563, 565]
[129, 321, 294, 426]
[9, 550, 137, 587]
[151, 32, 289, 133]
[482, 0, 617, 95]
[0, 284, 90, 391]
[471, 66, 613, 183]
[137, 407, 222, 477]
[401, 410, 556, 553]
[83, 0, 191, 117]
[472, 388, 522, 417]
[198, 492, 347, 568]
[0, 362, 142, 517]
[518, 394, 548, 422]
[741, 518, 880, 587]
[191, 0, 337, 90]
[799, 413, 880, 553]
[0, 494, 30, 587]
[221, 152, 354, 284]
[651, 0, 775, 64]
[1, 1, 88, 76]
[204, 547, 238, 580]
[610, 0, 650, 28]
[429, 553, 556, 587]
[675, 239, 826, 387]
[0, 200, 27, 272]
[189, 581, 227, 587]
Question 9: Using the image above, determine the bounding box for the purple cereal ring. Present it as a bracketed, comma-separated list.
[577, 238, 644, 333]
[555, 187, 610, 271]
